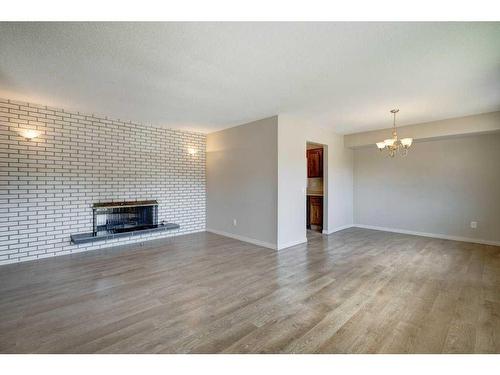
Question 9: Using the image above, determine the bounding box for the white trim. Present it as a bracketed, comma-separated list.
[353, 224, 500, 247]
[207, 225, 500, 251]
[323, 224, 354, 235]
[206, 228, 277, 250]
[277, 238, 308, 251]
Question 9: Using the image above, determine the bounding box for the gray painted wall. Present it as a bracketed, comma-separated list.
[207, 116, 278, 247]
[354, 133, 500, 243]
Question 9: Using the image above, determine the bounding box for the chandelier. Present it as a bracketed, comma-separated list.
[376, 109, 413, 157]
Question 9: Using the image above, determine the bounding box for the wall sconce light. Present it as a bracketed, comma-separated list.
[19, 129, 42, 141]
[187, 148, 198, 156]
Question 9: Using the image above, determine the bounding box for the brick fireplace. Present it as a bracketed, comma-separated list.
[0, 98, 206, 264]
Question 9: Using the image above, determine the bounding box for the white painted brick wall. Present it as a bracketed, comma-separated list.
[0, 98, 206, 265]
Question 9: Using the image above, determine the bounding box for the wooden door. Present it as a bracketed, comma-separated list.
[310, 196, 323, 226]
[307, 148, 323, 178]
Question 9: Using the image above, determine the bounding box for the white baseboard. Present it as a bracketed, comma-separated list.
[277, 238, 308, 251]
[206, 228, 277, 250]
[207, 224, 500, 251]
[353, 224, 500, 247]
[323, 224, 354, 235]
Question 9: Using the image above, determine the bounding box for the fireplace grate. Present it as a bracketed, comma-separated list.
[93, 200, 159, 236]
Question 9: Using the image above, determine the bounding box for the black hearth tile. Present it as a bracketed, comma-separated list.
[70, 223, 180, 244]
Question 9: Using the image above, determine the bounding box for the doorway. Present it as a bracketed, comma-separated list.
[306, 142, 327, 234]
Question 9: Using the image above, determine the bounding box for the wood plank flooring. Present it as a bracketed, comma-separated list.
[0, 228, 499, 353]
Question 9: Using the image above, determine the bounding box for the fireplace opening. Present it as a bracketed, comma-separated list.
[93, 200, 159, 235]
[70, 200, 180, 244]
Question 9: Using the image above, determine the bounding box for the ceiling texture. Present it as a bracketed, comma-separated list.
[1, 22, 499, 134]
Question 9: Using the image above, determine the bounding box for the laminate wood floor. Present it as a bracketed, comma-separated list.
[0, 228, 499, 353]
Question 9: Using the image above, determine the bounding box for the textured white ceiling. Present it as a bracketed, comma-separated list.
[1, 22, 499, 134]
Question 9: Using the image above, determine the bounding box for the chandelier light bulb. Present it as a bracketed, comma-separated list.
[401, 138, 413, 147]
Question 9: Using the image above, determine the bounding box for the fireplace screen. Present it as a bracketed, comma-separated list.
[93, 200, 159, 236]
